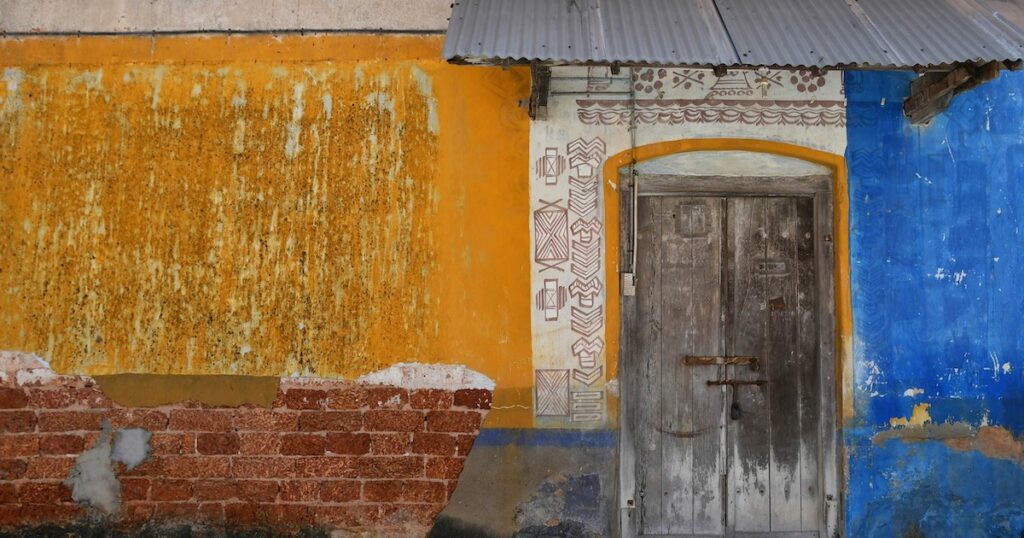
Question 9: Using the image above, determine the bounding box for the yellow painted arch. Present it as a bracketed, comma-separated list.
[603, 138, 854, 418]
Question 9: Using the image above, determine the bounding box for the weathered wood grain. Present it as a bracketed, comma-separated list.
[726, 197, 771, 533]
[636, 196, 665, 534]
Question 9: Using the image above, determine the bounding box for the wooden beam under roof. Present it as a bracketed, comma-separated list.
[903, 61, 1014, 125]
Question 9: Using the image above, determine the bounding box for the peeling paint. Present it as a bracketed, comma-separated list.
[66, 421, 120, 517]
[889, 403, 932, 428]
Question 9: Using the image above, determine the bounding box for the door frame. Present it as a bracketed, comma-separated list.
[617, 172, 841, 538]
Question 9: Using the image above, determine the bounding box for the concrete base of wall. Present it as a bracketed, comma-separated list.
[431, 429, 616, 537]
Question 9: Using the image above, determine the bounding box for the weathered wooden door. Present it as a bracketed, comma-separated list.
[624, 193, 832, 537]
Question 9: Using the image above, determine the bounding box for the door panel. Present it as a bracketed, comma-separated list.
[632, 194, 821, 537]
[725, 197, 771, 533]
[635, 197, 724, 535]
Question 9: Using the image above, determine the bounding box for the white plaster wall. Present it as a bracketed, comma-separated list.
[0, 0, 451, 33]
[529, 66, 847, 428]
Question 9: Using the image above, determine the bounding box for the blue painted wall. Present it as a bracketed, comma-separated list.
[846, 70, 1024, 536]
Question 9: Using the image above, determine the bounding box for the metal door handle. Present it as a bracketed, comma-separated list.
[706, 379, 765, 387]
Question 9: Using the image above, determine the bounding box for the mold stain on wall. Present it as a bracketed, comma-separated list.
[0, 55, 442, 377]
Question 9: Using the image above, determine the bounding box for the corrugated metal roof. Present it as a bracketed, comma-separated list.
[442, 0, 1024, 69]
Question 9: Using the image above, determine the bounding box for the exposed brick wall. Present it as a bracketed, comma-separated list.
[0, 366, 491, 536]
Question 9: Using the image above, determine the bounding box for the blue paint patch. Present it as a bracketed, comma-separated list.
[475, 428, 617, 448]
[846, 70, 1024, 535]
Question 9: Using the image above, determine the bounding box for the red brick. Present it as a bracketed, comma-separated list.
[453, 389, 493, 410]
[364, 410, 423, 432]
[456, 434, 477, 456]
[293, 456, 357, 478]
[121, 478, 150, 501]
[446, 479, 459, 501]
[362, 479, 403, 502]
[279, 480, 319, 502]
[355, 455, 423, 479]
[150, 432, 195, 455]
[0, 459, 27, 479]
[18, 481, 72, 503]
[425, 410, 481, 433]
[425, 457, 465, 480]
[0, 387, 27, 408]
[297, 411, 361, 432]
[0, 410, 38, 432]
[197, 432, 240, 455]
[0, 434, 39, 456]
[370, 433, 411, 455]
[238, 433, 281, 455]
[36, 410, 101, 432]
[281, 433, 326, 455]
[403, 480, 446, 503]
[236, 480, 278, 502]
[326, 387, 367, 409]
[313, 504, 363, 526]
[199, 502, 225, 523]
[409, 389, 454, 410]
[164, 456, 231, 478]
[262, 503, 314, 527]
[154, 502, 202, 520]
[121, 455, 164, 477]
[0, 504, 21, 527]
[168, 409, 233, 431]
[224, 502, 259, 526]
[284, 389, 326, 410]
[412, 433, 456, 456]
[319, 480, 360, 502]
[120, 501, 155, 525]
[24, 456, 75, 478]
[232, 409, 298, 431]
[0, 483, 15, 503]
[325, 432, 370, 455]
[231, 457, 295, 478]
[108, 409, 168, 430]
[26, 387, 112, 409]
[364, 387, 409, 408]
[39, 434, 85, 454]
[21, 503, 83, 524]
[193, 480, 237, 501]
[151, 479, 193, 501]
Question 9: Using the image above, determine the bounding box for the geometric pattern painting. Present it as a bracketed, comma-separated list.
[534, 199, 570, 273]
[536, 369, 570, 416]
[530, 134, 608, 426]
[529, 65, 846, 428]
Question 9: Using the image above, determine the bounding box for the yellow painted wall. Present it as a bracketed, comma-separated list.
[0, 35, 533, 423]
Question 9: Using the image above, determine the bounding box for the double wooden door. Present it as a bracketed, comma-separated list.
[623, 193, 835, 537]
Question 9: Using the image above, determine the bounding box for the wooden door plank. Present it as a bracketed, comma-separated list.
[687, 198, 726, 535]
[814, 191, 840, 537]
[726, 197, 771, 532]
[636, 196, 666, 534]
[659, 198, 700, 534]
[794, 197, 821, 532]
[764, 198, 803, 532]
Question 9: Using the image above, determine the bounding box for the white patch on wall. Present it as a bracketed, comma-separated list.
[528, 66, 847, 428]
[903, 388, 924, 397]
[353, 362, 495, 391]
